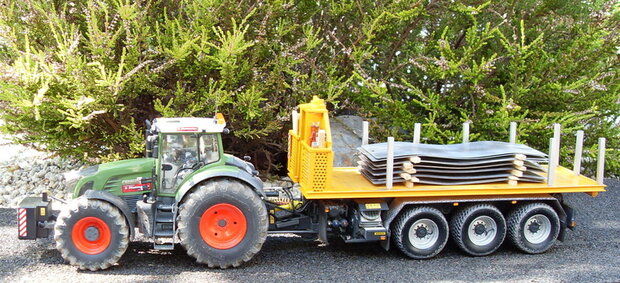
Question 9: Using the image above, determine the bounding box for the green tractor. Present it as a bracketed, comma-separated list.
[18, 114, 270, 270]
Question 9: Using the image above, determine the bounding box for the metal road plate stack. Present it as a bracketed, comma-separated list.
[357, 141, 548, 186]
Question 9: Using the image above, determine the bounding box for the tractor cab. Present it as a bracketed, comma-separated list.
[146, 115, 227, 195]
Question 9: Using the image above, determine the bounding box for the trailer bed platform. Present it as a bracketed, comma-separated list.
[299, 166, 605, 200]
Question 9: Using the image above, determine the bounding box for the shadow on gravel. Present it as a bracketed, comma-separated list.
[74, 236, 393, 276]
[0, 208, 17, 228]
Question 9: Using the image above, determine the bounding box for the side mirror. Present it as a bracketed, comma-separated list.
[162, 164, 173, 171]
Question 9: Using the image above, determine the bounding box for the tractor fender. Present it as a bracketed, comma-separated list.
[175, 166, 265, 203]
[83, 190, 136, 239]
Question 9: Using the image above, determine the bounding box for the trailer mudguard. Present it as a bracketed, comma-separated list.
[175, 166, 265, 203]
[83, 190, 136, 239]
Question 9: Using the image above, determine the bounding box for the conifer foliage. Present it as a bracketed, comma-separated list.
[0, 1, 618, 175]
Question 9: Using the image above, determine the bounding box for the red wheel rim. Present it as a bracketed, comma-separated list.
[199, 203, 247, 250]
[72, 217, 111, 255]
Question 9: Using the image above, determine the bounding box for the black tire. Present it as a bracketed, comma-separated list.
[507, 203, 560, 254]
[177, 179, 268, 268]
[54, 198, 129, 271]
[450, 204, 506, 256]
[392, 206, 449, 259]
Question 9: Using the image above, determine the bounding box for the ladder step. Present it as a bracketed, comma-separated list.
[154, 243, 175, 250]
[156, 214, 174, 223]
[154, 230, 174, 237]
[157, 204, 174, 211]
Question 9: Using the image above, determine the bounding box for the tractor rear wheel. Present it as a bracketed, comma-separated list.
[54, 198, 129, 271]
[177, 179, 268, 268]
[392, 206, 449, 259]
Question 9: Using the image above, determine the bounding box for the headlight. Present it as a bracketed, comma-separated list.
[78, 165, 99, 176]
[63, 171, 81, 192]
[63, 165, 99, 191]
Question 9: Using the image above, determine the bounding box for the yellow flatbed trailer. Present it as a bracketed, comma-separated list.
[300, 166, 605, 199]
[281, 96, 607, 259]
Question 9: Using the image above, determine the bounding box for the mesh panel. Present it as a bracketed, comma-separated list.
[299, 145, 333, 192]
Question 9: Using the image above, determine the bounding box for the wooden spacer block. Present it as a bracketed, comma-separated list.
[515, 154, 527, 160]
[409, 156, 422, 164]
[410, 177, 420, 183]
[513, 160, 524, 166]
[514, 165, 527, 171]
[400, 173, 412, 181]
[405, 181, 414, 188]
[508, 180, 518, 186]
[510, 170, 524, 177]
[402, 162, 414, 170]
[403, 167, 417, 174]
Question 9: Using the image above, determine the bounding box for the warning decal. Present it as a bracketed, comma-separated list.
[122, 182, 152, 193]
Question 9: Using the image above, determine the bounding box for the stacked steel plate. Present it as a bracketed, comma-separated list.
[357, 141, 548, 186]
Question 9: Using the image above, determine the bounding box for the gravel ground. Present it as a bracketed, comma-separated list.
[0, 179, 618, 283]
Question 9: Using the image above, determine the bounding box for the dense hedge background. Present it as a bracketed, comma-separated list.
[0, 0, 618, 176]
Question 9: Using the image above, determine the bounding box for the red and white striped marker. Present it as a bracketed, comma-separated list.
[18, 208, 27, 238]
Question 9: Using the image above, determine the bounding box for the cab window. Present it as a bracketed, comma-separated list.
[159, 134, 219, 193]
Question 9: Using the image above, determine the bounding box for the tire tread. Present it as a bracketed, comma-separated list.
[392, 206, 448, 259]
[177, 179, 267, 269]
[54, 198, 129, 271]
[507, 202, 560, 254]
[449, 204, 506, 256]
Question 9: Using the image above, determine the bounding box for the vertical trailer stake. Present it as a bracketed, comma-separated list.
[596, 137, 606, 185]
[413, 123, 421, 144]
[553, 123, 561, 147]
[386, 137, 395, 189]
[292, 111, 299, 135]
[547, 137, 558, 186]
[362, 121, 369, 146]
[509, 122, 517, 144]
[463, 122, 470, 143]
[573, 130, 584, 175]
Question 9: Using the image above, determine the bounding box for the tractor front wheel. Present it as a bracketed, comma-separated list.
[177, 179, 268, 268]
[54, 198, 129, 271]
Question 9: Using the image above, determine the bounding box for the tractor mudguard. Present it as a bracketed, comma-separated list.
[82, 190, 136, 239]
[175, 166, 265, 203]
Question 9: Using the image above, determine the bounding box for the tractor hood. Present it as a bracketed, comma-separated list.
[69, 158, 155, 198]
[97, 158, 155, 173]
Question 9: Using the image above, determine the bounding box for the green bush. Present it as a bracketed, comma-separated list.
[0, 0, 618, 176]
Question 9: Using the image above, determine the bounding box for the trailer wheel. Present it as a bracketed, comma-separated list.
[450, 204, 506, 256]
[392, 206, 449, 259]
[507, 203, 560, 254]
[54, 198, 129, 271]
[177, 179, 268, 268]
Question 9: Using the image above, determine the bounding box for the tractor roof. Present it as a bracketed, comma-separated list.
[153, 114, 226, 133]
